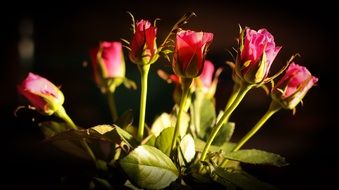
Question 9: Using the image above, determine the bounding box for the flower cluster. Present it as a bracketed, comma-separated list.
[16, 12, 318, 190]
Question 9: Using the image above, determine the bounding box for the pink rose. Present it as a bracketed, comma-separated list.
[172, 30, 214, 78]
[90, 41, 125, 88]
[129, 20, 158, 65]
[235, 28, 281, 84]
[18, 73, 64, 115]
[271, 63, 318, 109]
[199, 60, 214, 89]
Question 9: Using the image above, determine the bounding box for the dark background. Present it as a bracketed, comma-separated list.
[1, 1, 336, 189]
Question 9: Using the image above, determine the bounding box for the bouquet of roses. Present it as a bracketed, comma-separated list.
[16, 12, 318, 189]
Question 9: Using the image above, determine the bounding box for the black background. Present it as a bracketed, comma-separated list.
[1, 1, 336, 189]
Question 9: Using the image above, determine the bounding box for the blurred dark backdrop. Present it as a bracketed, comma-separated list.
[1, 1, 336, 189]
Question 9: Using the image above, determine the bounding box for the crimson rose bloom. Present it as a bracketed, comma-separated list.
[271, 63, 318, 109]
[172, 30, 213, 78]
[18, 73, 64, 115]
[129, 20, 158, 65]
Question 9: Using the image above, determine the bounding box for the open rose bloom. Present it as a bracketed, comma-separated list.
[18, 72, 64, 115]
[235, 28, 281, 84]
[271, 63, 318, 109]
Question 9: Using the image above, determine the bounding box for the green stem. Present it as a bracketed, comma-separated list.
[106, 91, 118, 122]
[220, 101, 281, 167]
[200, 84, 252, 161]
[170, 78, 192, 156]
[55, 107, 97, 163]
[137, 64, 150, 142]
[55, 107, 78, 130]
[225, 83, 241, 111]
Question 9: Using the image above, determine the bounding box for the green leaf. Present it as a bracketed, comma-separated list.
[155, 127, 175, 156]
[49, 139, 89, 159]
[124, 180, 142, 190]
[200, 96, 215, 137]
[179, 134, 195, 166]
[92, 125, 114, 135]
[115, 125, 138, 148]
[144, 135, 156, 146]
[151, 112, 188, 137]
[195, 138, 236, 154]
[115, 109, 134, 129]
[44, 127, 115, 160]
[223, 149, 288, 167]
[213, 167, 277, 190]
[90, 124, 138, 162]
[91, 125, 120, 159]
[39, 121, 91, 159]
[191, 92, 216, 139]
[151, 113, 173, 137]
[211, 122, 235, 146]
[44, 128, 111, 143]
[124, 125, 138, 138]
[91, 177, 113, 189]
[176, 111, 190, 137]
[91, 124, 138, 148]
[39, 121, 69, 137]
[119, 145, 178, 189]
